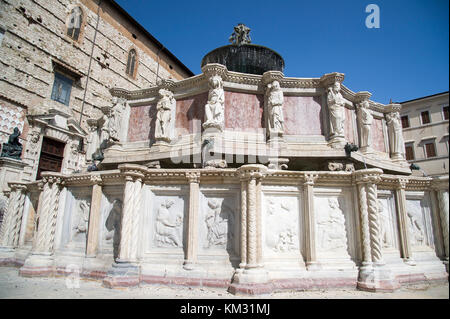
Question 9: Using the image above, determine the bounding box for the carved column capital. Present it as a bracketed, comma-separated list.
[319, 72, 345, 88]
[261, 70, 284, 86]
[431, 176, 449, 191]
[89, 175, 103, 186]
[395, 178, 409, 190]
[303, 173, 319, 186]
[353, 169, 383, 185]
[201, 63, 228, 79]
[185, 171, 201, 184]
[237, 164, 269, 181]
[119, 164, 146, 181]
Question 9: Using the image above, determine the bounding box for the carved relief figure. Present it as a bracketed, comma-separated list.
[317, 198, 348, 251]
[407, 209, 425, 246]
[274, 228, 296, 252]
[204, 199, 234, 249]
[203, 75, 225, 130]
[155, 89, 175, 142]
[155, 199, 183, 247]
[72, 199, 90, 243]
[105, 199, 122, 260]
[357, 99, 373, 150]
[327, 82, 351, 138]
[386, 111, 405, 159]
[266, 80, 284, 133]
[265, 198, 298, 253]
[378, 200, 393, 248]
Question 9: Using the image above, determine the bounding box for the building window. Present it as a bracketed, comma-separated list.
[66, 7, 83, 41]
[421, 110, 431, 125]
[424, 141, 437, 158]
[401, 115, 410, 128]
[126, 49, 137, 77]
[51, 72, 73, 105]
[405, 143, 415, 161]
[443, 106, 449, 120]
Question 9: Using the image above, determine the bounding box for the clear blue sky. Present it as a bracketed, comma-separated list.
[115, 0, 449, 104]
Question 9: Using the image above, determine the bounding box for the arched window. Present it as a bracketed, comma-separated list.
[126, 49, 137, 77]
[67, 7, 83, 41]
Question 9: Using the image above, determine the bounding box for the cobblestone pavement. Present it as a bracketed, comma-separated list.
[0, 267, 448, 299]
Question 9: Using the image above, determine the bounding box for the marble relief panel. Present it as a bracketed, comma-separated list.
[377, 192, 400, 251]
[98, 186, 124, 259]
[405, 192, 434, 249]
[58, 187, 91, 252]
[144, 186, 188, 253]
[313, 188, 357, 262]
[261, 186, 302, 259]
[198, 187, 240, 257]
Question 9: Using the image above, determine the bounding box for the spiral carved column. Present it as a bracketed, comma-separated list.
[118, 175, 135, 262]
[437, 190, 449, 261]
[367, 182, 383, 264]
[183, 171, 200, 270]
[0, 184, 27, 248]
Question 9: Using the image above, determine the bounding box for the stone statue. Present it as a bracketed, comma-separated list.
[105, 199, 122, 261]
[1, 127, 23, 160]
[109, 97, 127, 142]
[327, 82, 351, 139]
[203, 75, 225, 131]
[229, 23, 251, 45]
[386, 111, 405, 159]
[266, 80, 284, 134]
[155, 89, 175, 142]
[155, 199, 182, 247]
[86, 123, 99, 162]
[356, 99, 373, 151]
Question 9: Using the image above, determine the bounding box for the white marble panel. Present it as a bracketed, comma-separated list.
[377, 191, 400, 251]
[198, 186, 240, 258]
[57, 187, 91, 253]
[98, 185, 123, 258]
[406, 192, 434, 250]
[261, 186, 303, 261]
[144, 185, 188, 254]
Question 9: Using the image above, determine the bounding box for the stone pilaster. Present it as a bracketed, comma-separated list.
[303, 173, 318, 269]
[230, 165, 269, 294]
[20, 175, 64, 277]
[0, 183, 27, 265]
[183, 171, 200, 270]
[394, 178, 414, 264]
[432, 176, 449, 272]
[103, 164, 144, 288]
[354, 169, 399, 292]
[86, 175, 103, 257]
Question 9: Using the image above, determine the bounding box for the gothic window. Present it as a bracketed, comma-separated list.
[67, 6, 83, 41]
[51, 72, 73, 105]
[126, 49, 137, 77]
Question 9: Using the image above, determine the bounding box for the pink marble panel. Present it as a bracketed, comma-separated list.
[371, 118, 386, 152]
[344, 108, 355, 144]
[283, 96, 323, 135]
[224, 91, 264, 132]
[127, 103, 156, 143]
[175, 93, 207, 136]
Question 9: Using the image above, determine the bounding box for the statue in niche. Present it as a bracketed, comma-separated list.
[229, 23, 251, 45]
[1, 127, 23, 160]
[203, 75, 225, 131]
[204, 199, 234, 249]
[386, 111, 405, 159]
[155, 199, 183, 247]
[105, 199, 122, 261]
[357, 99, 373, 151]
[266, 80, 284, 134]
[72, 199, 90, 243]
[378, 200, 393, 248]
[155, 89, 175, 142]
[109, 97, 127, 142]
[317, 198, 348, 251]
[327, 82, 351, 138]
[407, 209, 425, 246]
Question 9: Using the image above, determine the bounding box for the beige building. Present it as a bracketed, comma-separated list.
[400, 91, 449, 177]
[0, 0, 193, 183]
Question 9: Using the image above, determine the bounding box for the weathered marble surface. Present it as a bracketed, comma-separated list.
[371, 118, 386, 152]
[283, 96, 322, 136]
[176, 93, 207, 136]
[224, 91, 264, 132]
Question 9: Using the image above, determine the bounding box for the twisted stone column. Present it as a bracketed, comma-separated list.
[0, 183, 27, 248]
[437, 190, 449, 260]
[238, 177, 247, 270]
[184, 171, 200, 270]
[303, 173, 318, 267]
[354, 169, 398, 292]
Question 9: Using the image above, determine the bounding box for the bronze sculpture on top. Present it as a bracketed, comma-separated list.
[1, 127, 23, 161]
